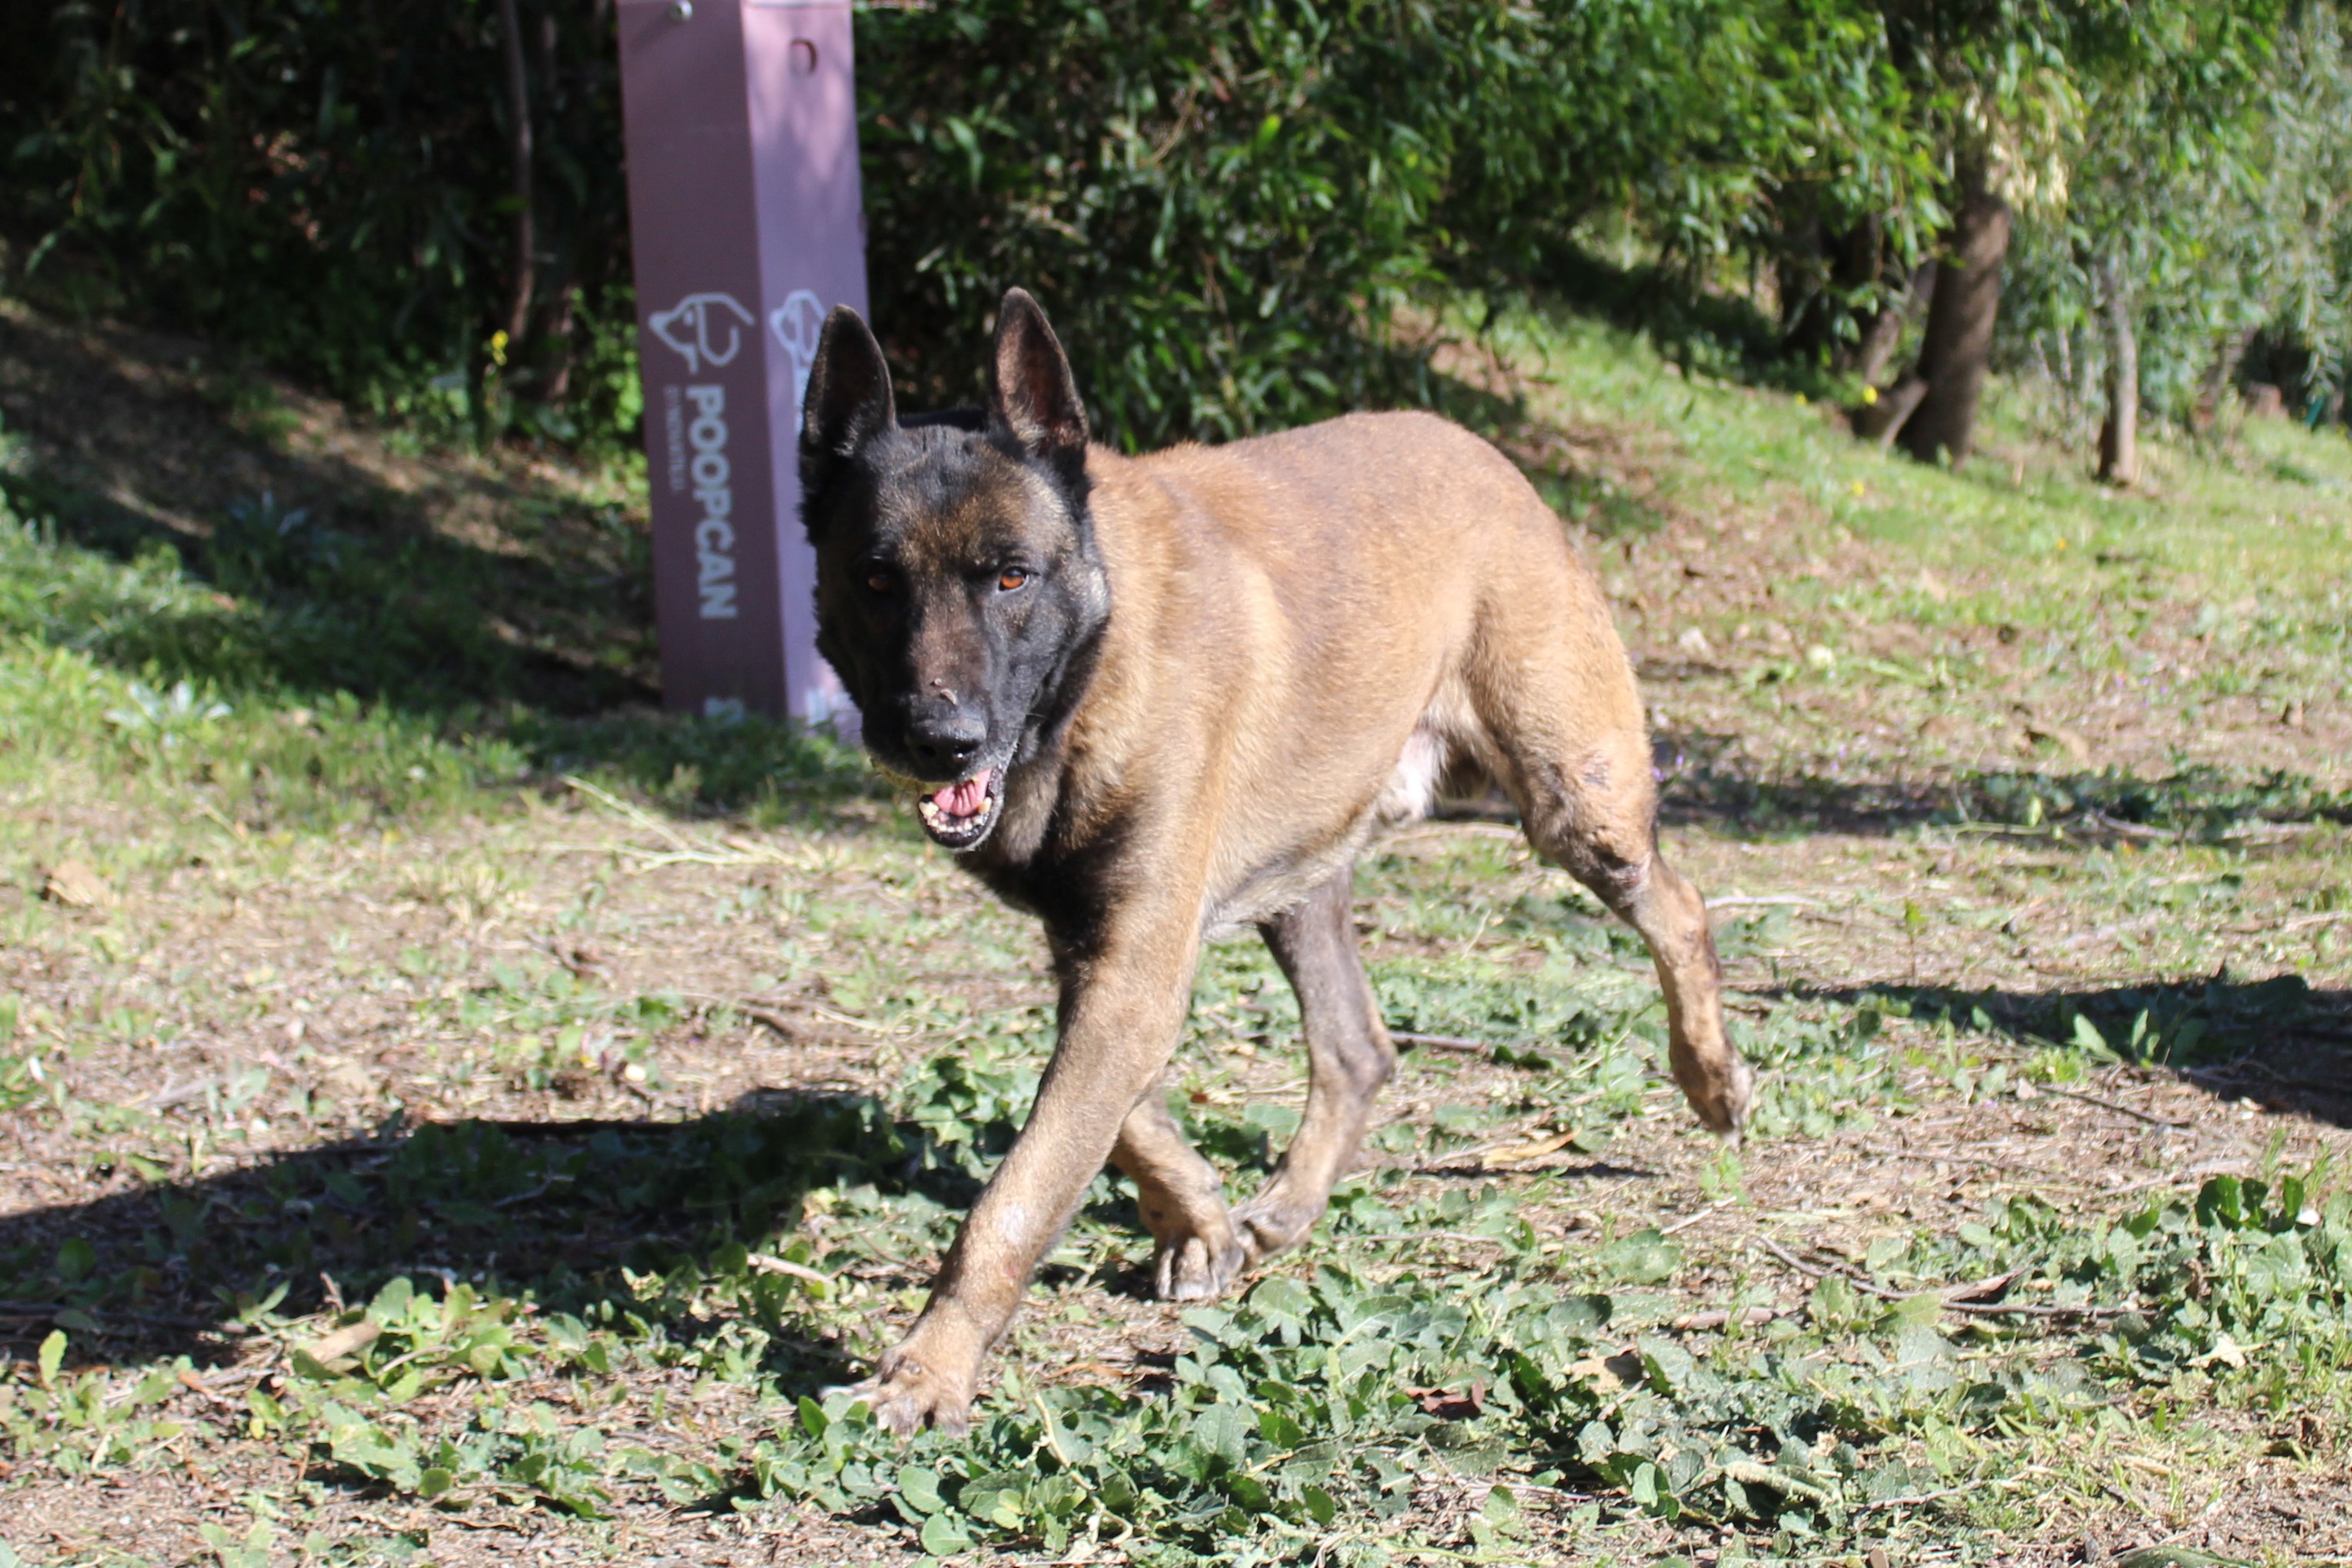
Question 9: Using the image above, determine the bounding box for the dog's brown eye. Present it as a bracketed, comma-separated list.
[997, 568, 1030, 592]
[865, 568, 894, 595]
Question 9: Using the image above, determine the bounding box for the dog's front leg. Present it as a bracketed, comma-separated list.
[855, 911, 1201, 1436]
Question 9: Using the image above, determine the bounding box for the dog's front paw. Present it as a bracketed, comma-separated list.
[845, 1345, 976, 1438]
[1153, 1228, 1248, 1302]
[1231, 1181, 1324, 1265]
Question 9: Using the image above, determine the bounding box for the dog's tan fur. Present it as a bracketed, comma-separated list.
[803, 293, 1752, 1434]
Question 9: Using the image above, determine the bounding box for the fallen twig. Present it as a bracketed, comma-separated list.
[559, 776, 821, 874]
[2042, 1085, 2191, 1130]
[2082, 810, 2177, 843]
[1757, 1239, 2130, 1319]
[561, 775, 698, 852]
[1941, 1268, 2023, 1305]
[175, 1368, 240, 1406]
[1670, 1306, 1781, 1332]
[1856, 1476, 2005, 1510]
[1659, 1201, 1732, 1237]
[725, 1001, 802, 1040]
[746, 1254, 833, 1288]
[1722, 1460, 1831, 1505]
[1945, 1299, 2136, 1319]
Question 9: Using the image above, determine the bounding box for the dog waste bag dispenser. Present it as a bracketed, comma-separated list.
[616, 0, 864, 731]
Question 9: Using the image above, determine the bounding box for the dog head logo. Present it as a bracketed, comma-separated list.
[769, 290, 828, 415]
[648, 293, 753, 374]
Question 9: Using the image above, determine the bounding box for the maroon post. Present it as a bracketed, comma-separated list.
[615, 0, 864, 732]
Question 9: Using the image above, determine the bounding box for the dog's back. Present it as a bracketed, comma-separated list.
[1060, 409, 1646, 933]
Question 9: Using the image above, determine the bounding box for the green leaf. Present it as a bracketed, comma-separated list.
[36, 1330, 65, 1389]
[1638, 1335, 1698, 1394]
[920, 1511, 973, 1556]
[1809, 1273, 1858, 1324]
[1191, 1402, 1249, 1471]
[370, 1276, 414, 1320]
[1598, 1228, 1682, 1285]
[1552, 1294, 1613, 1332]
[417, 1466, 454, 1499]
[896, 1464, 944, 1516]
[2197, 1174, 2246, 1230]
[1883, 1289, 1943, 1329]
[2072, 1013, 2119, 1060]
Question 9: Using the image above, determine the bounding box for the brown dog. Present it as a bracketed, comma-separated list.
[797, 289, 1752, 1434]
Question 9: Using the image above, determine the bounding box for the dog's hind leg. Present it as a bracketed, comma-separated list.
[1112, 1079, 1248, 1301]
[1505, 722, 1753, 1134]
[1233, 865, 1396, 1261]
[1462, 549, 1754, 1134]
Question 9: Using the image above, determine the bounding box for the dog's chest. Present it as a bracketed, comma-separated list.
[1200, 849, 1356, 938]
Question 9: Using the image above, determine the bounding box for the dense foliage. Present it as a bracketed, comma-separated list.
[2000, 3, 2352, 434]
[2, 0, 2346, 454]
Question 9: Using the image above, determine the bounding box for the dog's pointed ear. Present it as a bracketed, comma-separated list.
[988, 289, 1088, 464]
[800, 307, 896, 484]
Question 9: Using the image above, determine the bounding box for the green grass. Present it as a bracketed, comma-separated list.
[1, 296, 2349, 1565]
[1518, 308, 2352, 726]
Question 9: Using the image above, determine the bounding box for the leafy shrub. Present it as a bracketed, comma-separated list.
[0, 0, 1942, 452]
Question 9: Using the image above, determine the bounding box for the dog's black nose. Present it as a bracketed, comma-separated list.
[905, 708, 986, 775]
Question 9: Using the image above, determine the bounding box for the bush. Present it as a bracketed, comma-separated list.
[2, 0, 636, 446]
[0, 0, 1931, 453]
[9, 1, 2333, 454]
[8, 0, 1537, 451]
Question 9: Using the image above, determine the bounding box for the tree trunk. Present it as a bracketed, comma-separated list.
[2096, 259, 2139, 487]
[1898, 157, 2010, 468]
[1851, 375, 1929, 447]
[528, 6, 575, 402]
[497, 0, 536, 349]
[1846, 259, 1935, 388]
[1844, 303, 1905, 386]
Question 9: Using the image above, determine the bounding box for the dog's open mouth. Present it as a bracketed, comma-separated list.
[914, 766, 1003, 849]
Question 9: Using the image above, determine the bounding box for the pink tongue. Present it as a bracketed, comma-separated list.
[931, 769, 992, 819]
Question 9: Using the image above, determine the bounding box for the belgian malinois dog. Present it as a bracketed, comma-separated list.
[798, 289, 1752, 1434]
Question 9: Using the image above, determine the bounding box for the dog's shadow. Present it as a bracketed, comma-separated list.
[0, 1091, 987, 1389]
